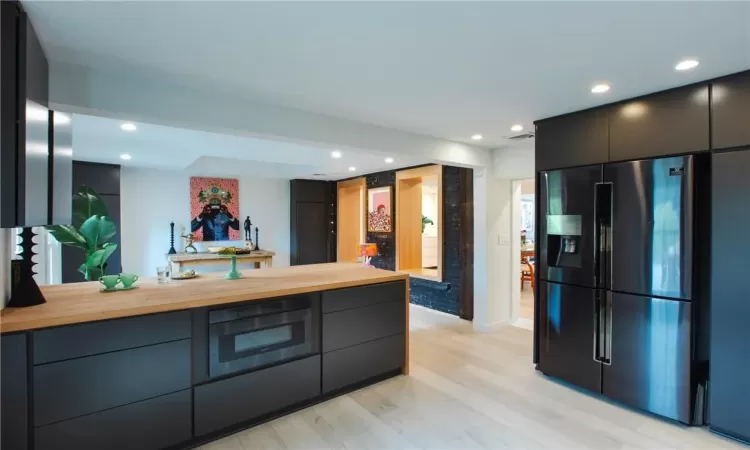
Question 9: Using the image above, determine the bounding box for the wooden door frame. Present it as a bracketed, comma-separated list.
[336, 177, 366, 262]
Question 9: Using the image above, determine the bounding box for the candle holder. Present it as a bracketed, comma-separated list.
[168, 222, 177, 254]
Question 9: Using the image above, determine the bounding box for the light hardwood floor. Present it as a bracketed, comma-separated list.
[200, 305, 744, 450]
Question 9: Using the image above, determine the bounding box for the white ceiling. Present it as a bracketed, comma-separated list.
[24, 1, 750, 149]
[71, 114, 422, 179]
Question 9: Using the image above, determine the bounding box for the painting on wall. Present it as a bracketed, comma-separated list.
[367, 186, 392, 233]
[189, 177, 240, 241]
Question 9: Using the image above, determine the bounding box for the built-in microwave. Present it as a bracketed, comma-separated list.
[207, 295, 319, 378]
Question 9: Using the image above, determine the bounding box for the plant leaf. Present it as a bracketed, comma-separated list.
[45, 225, 87, 250]
[72, 186, 109, 229]
[86, 243, 117, 268]
[79, 216, 117, 248]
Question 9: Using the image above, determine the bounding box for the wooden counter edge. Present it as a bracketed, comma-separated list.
[0, 273, 411, 334]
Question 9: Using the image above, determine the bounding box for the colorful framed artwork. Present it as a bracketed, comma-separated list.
[189, 177, 240, 241]
[367, 186, 392, 233]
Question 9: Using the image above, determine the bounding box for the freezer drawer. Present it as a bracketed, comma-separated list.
[602, 293, 692, 424]
[538, 281, 602, 393]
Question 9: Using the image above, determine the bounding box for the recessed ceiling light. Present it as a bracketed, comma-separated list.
[510, 124, 523, 132]
[120, 154, 132, 161]
[120, 123, 137, 132]
[591, 84, 610, 94]
[348, 166, 356, 172]
[331, 150, 342, 159]
[385, 157, 394, 164]
[675, 59, 699, 71]
[471, 134, 483, 141]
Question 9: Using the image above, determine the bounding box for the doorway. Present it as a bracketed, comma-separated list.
[395, 165, 442, 281]
[336, 178, 365, 262]
[515, 178, 535, 330]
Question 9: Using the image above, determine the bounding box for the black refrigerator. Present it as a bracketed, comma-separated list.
[537, 154, 710, 425]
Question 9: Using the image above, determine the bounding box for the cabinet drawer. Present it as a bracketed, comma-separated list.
[34, 340, 191, 426]
[323, 334, 405, 393]
[34, 311, 191, 364]
[35, 390, 191, 450]
[323, 300, 405, 352]
[194, 355, 320, 436]
[322, 281, 405, 313]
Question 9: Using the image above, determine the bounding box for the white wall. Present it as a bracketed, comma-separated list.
[120, 168, 290, 277]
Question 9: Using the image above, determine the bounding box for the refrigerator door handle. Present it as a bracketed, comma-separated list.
[602, 291, 613, 365]
[594, 182, 613, 288]
[593, 291, 605, 363]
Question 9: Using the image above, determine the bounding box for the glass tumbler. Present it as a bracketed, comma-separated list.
[156, 266, 171, 284]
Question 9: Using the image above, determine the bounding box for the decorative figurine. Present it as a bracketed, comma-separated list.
[7, 227, 46, 307]
[181, 232, 198, 253]
[254, 227, 260, 251]
[244, 216, 252, 241]
[168, 222, 177, 255]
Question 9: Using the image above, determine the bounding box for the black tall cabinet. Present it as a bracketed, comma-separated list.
[289, 179, 335, 266]
[710, 148, 750, 443]
[61, 162, 121, 283]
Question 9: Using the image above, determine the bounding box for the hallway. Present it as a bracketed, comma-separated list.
[201, 305, 741, 449]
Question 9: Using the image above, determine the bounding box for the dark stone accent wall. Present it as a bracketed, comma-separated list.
[361, 166, 472, 316]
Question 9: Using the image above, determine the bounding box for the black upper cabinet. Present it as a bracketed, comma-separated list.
[712, 72, 750, 151]
[535, 108, 609, 171]
[609, 86, 709, 162]
[1, 2, 52, 228]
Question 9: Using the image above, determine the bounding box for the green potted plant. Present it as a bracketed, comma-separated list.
[422, 215, 434, 233]
[46, 186, 118, 281]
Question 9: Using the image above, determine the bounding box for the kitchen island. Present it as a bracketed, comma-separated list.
[0, 263, 410, 450]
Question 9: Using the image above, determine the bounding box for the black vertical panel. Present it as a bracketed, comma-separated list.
[709, 149, 750, 443]
[18, 9, 50, 227]
[295, 202, 328, 265]
[711, 71, 750, 151]
[609, 85, 709, 162]
[0, 2, 20, 228]
[534, 108, 609, 171]
[290, 179, 332, 266]
[1, 333, 28, 450]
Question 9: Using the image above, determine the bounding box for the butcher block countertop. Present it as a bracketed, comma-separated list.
[0, 263, 409, 333]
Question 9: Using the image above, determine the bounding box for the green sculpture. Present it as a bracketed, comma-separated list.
[46, 186, 118, 281]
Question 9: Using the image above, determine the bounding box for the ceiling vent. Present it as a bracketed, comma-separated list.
[504, 131, 535, 141]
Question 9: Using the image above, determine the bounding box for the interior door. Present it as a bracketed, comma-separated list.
[604, 156, 693, 300]
[538, 281, 601, 393]
[538, 165, 602, 288]
[602, 292, 692, 424]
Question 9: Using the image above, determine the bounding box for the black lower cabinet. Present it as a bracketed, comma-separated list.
[34, 339, 191, 426]
[1, 333, 28, 450]
[322, 300, 405, 352]
[194, 355, 321, 436]
[35, 390, 192, 450]
[323, 334, 405, 393]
